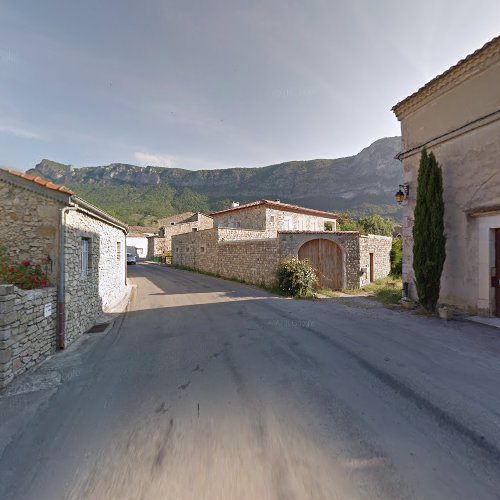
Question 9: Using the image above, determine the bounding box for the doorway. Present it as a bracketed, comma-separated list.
[495, 229, 500, 316]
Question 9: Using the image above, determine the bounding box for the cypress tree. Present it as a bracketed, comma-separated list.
[412, 149, 446, 312]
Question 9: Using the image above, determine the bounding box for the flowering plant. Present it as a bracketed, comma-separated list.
[0, 247, 49, 290]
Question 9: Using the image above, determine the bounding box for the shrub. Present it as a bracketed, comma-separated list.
[0, 247, 49, 290]
[278, 258, 317, 297]
[390, 238, 402, 276]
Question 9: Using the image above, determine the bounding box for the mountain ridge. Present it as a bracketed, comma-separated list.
[27, 136, 403, 225]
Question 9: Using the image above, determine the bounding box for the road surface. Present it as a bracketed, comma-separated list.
[1, 262, 500, 499]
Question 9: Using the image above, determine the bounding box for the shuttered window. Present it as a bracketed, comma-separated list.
[81, 238, 91, 275]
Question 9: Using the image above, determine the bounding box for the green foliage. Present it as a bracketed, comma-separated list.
[337, 212, 395, 236]
[336, 212, 362, 232]
[390, 238, 402, 276]
[358, 214, 395, 236]
[0, 247, 49, 289]
[412, 149, 446, 312]
[278, 258, 318, 297]
[66, 183, 211, 225]
[324, 221, 333, 231]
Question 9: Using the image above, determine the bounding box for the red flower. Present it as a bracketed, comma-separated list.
[21, 261, 31, 267]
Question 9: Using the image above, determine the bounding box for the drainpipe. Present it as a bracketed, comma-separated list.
[57, 206, 77, 349]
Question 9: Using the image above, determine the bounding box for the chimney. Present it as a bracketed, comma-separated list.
[274, 199, 281, 203]
[231, 201, 240, 208]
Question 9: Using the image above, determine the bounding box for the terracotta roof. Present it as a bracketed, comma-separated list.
[0, 168, 74, 195]
[210, 200, 337, 219]
[392, 35, 500, 119]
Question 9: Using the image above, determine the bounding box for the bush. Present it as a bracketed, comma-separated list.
[390, 238, 402, 276]
[0, 247, 49, 289]
[278, 258, 317, 297]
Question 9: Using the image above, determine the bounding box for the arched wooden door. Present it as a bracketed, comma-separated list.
[298, 239, 343, 290]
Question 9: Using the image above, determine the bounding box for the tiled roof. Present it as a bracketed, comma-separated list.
[210, 200, 337, 219]
[0, 168, 74, 195]
[392, 35, 500, 119]
[157, 212, 196, 226]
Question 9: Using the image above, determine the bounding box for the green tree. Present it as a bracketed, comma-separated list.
[336, 212, 362, 232]
[358, 214, 395, 237]
[390, 238, 402, 276]
[412, 149, 446, 312]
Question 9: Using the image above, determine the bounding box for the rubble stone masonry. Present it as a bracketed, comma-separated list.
[0, 284, 57, 388]
[64, 210, 126, 344]
[0, 181, 62, 283]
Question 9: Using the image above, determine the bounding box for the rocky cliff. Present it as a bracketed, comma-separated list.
[28, 136, 403, 223]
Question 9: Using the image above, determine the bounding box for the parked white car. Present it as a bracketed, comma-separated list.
[127, 253, 137, 265]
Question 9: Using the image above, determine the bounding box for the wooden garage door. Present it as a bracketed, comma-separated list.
[298, 239, 342, 290]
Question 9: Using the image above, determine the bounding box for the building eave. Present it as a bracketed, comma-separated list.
[392, 35, 500, 120]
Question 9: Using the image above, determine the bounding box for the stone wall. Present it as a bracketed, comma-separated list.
[359, 235, 392, 286]
[173, 229, 219, 275]
[64, 210, 127, 344]
[152, 215, 214, 257]
[213, 205, 336, 236]
[279, 232, 361, 289]
[265, 208, 336, 234]
[147, 236, 169, 259]
[173, 229, 280, 286]
[0, 284, 57, 388]
[217, 239, 280, 286]
[0, 179, 63, 284]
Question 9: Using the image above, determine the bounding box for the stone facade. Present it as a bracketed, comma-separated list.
[148, 213, 213, 258]
[0, 285, 57, 388]
[0, 177, 63, 284]
[0, 169, 128, 386]
[173, 229, 280, 286]
[173, 228, 391, 290]
[64, 209, 127, 343]
[279, 232, 361, 289]
[393, 35, 500, 315]
[359, 235, 393, 286]
[212, 203, 336, 236]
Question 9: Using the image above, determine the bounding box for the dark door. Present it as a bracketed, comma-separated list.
[298, 239, 343, 290]
[369, 253, 374, 283]
[496, 229, 500, 317]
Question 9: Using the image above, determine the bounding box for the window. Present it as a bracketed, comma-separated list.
[324, 221, 333, 231]
[170, 222, 175, 225]
[117, 242, 121, 260]
[200, 246, 205, 253]
[192, 227, 198, 232]
[81, 238, 91, 276]
[282, 217, 292, 231]
[270, 216, 275, 224]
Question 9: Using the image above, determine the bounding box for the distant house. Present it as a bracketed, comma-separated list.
[173, 199, 391, 290]
[147, 212, 213, 259]
[0, 168, 128, 386]
[127, 226, 158, 258]
[392, 35, 500, 316]
[211, 200, 337, 234]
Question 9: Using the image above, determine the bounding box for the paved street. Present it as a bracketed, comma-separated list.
[1, 262, 500, 499]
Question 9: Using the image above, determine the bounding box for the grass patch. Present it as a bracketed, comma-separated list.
[320, 276, 403, 305]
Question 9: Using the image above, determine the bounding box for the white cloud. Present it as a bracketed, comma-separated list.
[0, 124, 42, 139]
[134, 152, 174, 168]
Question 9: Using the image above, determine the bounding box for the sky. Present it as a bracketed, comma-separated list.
[0, 1, 499, 172]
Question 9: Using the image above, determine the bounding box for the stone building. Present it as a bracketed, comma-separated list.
[173, 200, 391, 290]
[211, 199, 337, 235]
[0, 168, 128, 356]
[392, 35, 500, 316]
[147, 212, 213, 258]
[127, 226, 158, 258]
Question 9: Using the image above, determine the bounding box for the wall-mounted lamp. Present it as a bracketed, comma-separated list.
[395, 184, 410, 204]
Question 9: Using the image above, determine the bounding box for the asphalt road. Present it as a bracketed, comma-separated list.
[1, 262, 500, 499]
